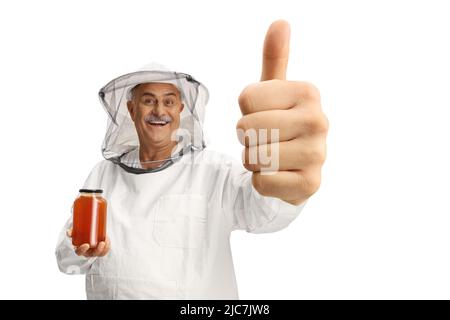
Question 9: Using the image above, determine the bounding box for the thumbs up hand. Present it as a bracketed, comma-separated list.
[237, 20, 328, 205]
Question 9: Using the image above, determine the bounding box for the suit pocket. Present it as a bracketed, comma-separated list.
[152, 194, 208, 249]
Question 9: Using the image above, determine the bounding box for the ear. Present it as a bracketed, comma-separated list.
[180, 103, 184, 113]
[127, 101, 135, 121]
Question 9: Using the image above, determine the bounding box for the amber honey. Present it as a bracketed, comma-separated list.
[72, 189, 107, 248]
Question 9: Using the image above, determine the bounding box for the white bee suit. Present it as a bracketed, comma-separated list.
[55, 64, 306, 299]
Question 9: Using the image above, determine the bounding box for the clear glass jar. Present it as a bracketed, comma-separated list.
[72, 189, 107, 248]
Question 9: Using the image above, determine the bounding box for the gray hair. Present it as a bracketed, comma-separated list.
[126, 83, 182, 102]
[126, 85, 139, 101]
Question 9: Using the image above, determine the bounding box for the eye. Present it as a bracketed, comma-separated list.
[143, 98, 157, 105]
[164, 99, 175, 106]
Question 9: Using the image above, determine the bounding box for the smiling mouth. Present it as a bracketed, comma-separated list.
[147, 121, 170, 127]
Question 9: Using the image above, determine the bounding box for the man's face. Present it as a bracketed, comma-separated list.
[127, 83, 184, 147]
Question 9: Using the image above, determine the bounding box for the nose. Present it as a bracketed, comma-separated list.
[151, 103, 165, 117]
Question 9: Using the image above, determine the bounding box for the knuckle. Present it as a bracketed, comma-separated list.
[236, 117, 248, 132]
[315, 113, 329, 134]
[298, 81, 321, 101]
[307, 145, 326, 165]
[303, 172, 321, 197]
[305, 111, 329, 134]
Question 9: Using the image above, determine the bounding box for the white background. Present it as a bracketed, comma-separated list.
[0, 0, 449, 299]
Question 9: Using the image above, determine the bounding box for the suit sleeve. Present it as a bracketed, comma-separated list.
[221, 157, 307, 233]
[55, 161, 105, 275]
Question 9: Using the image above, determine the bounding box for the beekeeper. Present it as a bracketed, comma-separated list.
[55, 20, 328, 299]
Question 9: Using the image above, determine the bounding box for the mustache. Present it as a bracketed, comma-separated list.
[144, 114, 173, 123]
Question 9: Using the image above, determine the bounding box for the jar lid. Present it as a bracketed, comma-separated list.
[79, 189, 103, 194]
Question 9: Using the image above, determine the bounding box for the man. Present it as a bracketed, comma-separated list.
[56, 20, 328, 299]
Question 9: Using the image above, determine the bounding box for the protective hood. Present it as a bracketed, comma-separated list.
[98, 63, 209, 174]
